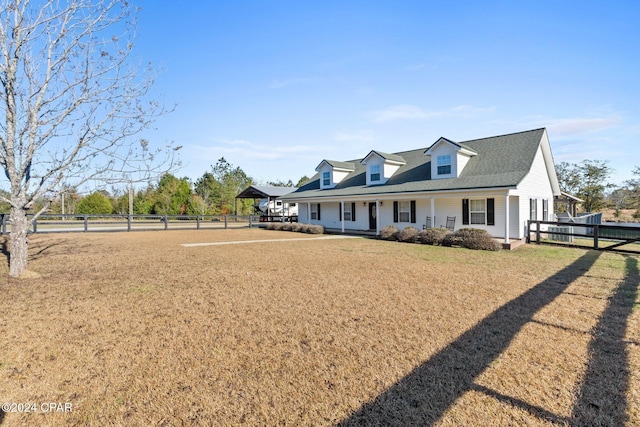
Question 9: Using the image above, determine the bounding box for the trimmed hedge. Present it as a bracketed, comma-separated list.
[442, 228, 502, 251]
[397, 226, 420, 243]
[264, 222, 324, 234]
[380, 225, 399, 241]
[418, 228, 452, 245]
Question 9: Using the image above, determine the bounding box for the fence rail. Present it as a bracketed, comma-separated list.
[0, 214, 264, 234]
[527, 220, 640, 254]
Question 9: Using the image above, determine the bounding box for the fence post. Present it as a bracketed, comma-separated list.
[196, 215, 200, 230]
[163, 215, 168, 230]
[224, 215, 228, 229]
[536, 221, 540, 244]
[249, 215, 253, 228]
[593, 224, 599, 250]
[127, 214, 131, 232]
[32, 217, 37, 234]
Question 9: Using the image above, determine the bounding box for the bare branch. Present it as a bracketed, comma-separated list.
[0, 0, 178, 276]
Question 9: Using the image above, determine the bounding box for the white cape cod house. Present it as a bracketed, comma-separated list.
[279, 128, 561, 246]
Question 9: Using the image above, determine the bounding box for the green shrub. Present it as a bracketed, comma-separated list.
[77, 191, 113, 215]
[380, 225, 399, 240]
[418, 227, 452, 245]
[443, 228, 501, 251]
[397, 226, 419, 242]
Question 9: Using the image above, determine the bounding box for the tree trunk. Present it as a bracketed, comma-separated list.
[9, 207, 29, 277]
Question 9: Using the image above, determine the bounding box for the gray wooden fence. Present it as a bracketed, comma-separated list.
[527, 220, 640, 254]
[0, 214, 264, 234]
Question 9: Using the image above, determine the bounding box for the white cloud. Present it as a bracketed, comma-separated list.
[546, 117, 620, 136]
[189, 138, 322, 161]
[520, 115, 621, 138]
[369, 104, 494, 123]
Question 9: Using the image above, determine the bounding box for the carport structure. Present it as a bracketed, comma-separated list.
[236, 185, 298, 221]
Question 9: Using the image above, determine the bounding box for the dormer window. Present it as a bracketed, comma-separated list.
[322, 171, 331, 186]
[437, 155, 451, 175]
[361, 150, 406, 186]
[425, 137, 477, 180]
[315, 160, 355, 189]
[370, 165, 381, 182]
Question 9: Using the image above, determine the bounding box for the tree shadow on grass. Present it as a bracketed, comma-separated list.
[571, 255, 639, 426]
[337, 251, 602, 426]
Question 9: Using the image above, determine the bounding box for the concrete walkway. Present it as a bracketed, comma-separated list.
[181, 234, 361, 247]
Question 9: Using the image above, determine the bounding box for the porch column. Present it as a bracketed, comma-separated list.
[376, 200, 380, 236]
[307, 202, 311, 222]
[504, 192, 510, 243]
[341, 201, 345, 233]
[430, 197, 435, 228]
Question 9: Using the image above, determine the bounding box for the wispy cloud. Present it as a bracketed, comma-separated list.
[546, 117, 620, 136]
[333, 130, 374, 142]
[190, 139, 322, 161]
[268, 77, 313, 89]
[369, 104, 494, 123]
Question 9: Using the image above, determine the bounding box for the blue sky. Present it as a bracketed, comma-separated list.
[134, 0, 640, 187]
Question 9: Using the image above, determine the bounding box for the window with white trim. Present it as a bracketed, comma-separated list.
[437, 155, 451, 175]
[310, 203, 318, 220]
[398, 201, 411, 222]
[370, 164, 381, 182]
[542, 199, 548, 221]
[530, 198, 537, 220]
[343, 203, 352, 221]
[470, 199, 486, 224]
[322, 171, 331, 186]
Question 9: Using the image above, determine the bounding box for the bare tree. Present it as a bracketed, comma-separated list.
[0, 0, 178, 277]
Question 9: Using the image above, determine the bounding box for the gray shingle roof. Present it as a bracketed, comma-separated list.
[280, 128, 547, 201]
[316, 160, 356, 171]
[361, 150, 406, 164]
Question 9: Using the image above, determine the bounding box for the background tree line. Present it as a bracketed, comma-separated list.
[555, 160, 640, 219]
[0, 157, 309, 216]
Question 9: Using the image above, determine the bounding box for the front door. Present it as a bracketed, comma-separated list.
[369, 202, 377, 230]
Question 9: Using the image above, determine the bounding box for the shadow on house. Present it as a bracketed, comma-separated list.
[337, 251, 603, 426]
[571, 255, 639, 426]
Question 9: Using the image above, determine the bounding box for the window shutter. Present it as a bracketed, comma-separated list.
[351, 203, 356, 221]
[410, 200, 416, 223]
[339, 204, 342, 221]
[317, 203, 321, 220]
[393, 201, 398, 222]
[462, 199, 469, 225]
[487, 198, 495, 226]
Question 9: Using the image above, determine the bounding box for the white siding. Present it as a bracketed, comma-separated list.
[333, 169, 350, 184]
[456, 152, 472, 175]
[383, 163, 401, 180]
[515, 145, 555, 235]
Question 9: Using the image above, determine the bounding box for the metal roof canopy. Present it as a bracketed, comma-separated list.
[235, 185, 297, 199]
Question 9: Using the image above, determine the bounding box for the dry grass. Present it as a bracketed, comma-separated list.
[0, 229, 638, 426]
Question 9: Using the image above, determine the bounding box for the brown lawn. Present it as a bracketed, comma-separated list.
[0, 229, 638, 426]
